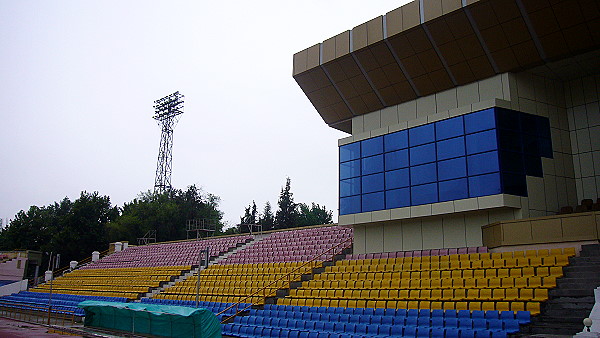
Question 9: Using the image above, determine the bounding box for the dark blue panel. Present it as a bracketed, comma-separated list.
[469, 173, 501, 197]
[497, 130, 523, 152]
[385, 149, 409, 171]
[438, 157, 467, 181]
[340, 177, 361, 197]
[435, 116, 464, 140]
[410, 143, 437, 166]
[340, 195, 361, 215]
[411, 183, 438, 205]
[467, 151, 500, 176]
[501, 173, 527, 196]
[362, 155, 384, 175]
[466, 129, 498, 154]
[340, 142, 360, 162]
[524, 155, 543, 177]
[362, 192, 385, 212]
[539, 138, 553, 158]
[464, 108, 496, 134]
[496, 108, 521, 131]
[439, 178, 469, 202]
[384, 130, 408, 152]
[386, 188, 410, 209]
[385, 168, 410, 190]
[522, 134, 540, 155]
[499, 151, 524, 173]
[437, 136, 466, 161]
[362, 173, 385, 193]
[409, 124, 435, 146]
[536, 117, 551, 139]
[520, 113, 538, 134]
[340, 159, 361, 179]
[411, 163, 437, 185]
[361, 136, 383, 157]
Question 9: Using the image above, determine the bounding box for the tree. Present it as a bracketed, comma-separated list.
[297, 202, 333, 227]
[275, 177, 298, 228]
[258, 201, 275, 231]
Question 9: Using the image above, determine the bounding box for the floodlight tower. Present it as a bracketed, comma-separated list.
[153, 91, 184, 194]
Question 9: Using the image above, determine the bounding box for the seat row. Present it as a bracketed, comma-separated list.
[310, 276, 557, 289]
[346, 247, 573, 261]
[153, 293, 264, 305]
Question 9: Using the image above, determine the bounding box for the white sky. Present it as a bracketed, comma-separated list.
[0, 0, 409, 229]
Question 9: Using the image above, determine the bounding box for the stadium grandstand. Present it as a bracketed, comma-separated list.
[1, 0, 599, 336]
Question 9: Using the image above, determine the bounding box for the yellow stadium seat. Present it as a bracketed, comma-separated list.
[542, 256, 556, 266]
[430, 279, 442, 289]
[396, 301, 408, 309]
[492, 288, 506, 301]
[431, 289, 442, 301]
[498, 269, 510, 279]
[442, 279, 453, 289]
[529, 277, 542, 288]
[509, 268, 522, 278]
[529, 257, 543, 267]
[462, 270, 474, 279]
[408, 301, 419, 309]
[511, 302, 525, 312]
[420, 301, 431, 309]
[522, 267, 535, 277]
[347, 300, 357, 308]
[563, 247, 576, 257]
[420, 290, 431, 301]
[399, 290, 410, 300]
[537, 249, 549, 257]
[338, 299, 348, 308]
[527, 302, 541, 315]
[476, 278, 488, 288]
[501, 277, 515, 288]
[549, 266, 563, 278]
[409, 290, 420, 300]
[389, 290, 399, 300]
[555, 255, 570, 266]
[479, 289, 492, 301]
[533, 288, 548, 302]
[466, 289, 479, 301]
[443, 301, 455, 310]
[454, 289, 467, 301]
[525, 250, 537, 258]
[505, 288, 519, 301]
[491, 253, 502, 260]
[542, 277, 556, 288]
[482, 302, 496, 311]
[519, 289, 534, 301]
[516, 257, 530, 267]
[379, 290, 390, 299]
[485, 269, 497, 279]
[496, 302, 510, 312]
[473, 270, 485, 279]
[469, 302, 482, 311]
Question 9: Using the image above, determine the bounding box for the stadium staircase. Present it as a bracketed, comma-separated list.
[529, 244, 600, 335]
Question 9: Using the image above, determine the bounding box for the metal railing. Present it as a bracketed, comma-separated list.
[217, 237, 353, 323]
[0, 301, 76, 327]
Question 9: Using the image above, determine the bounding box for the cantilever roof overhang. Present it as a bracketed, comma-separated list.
[292, 0, 600, 133]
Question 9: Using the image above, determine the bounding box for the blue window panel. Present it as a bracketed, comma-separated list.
[410, 143, 437, 166]
[362, 173, 384, 194]
[467, 151, 500, 176]
[409, 124, 435, 147]
[384, 130, 408, 152]
[439, 178, 469, 202]
[435, 116, 464, 141]
[437, 136, 466, 161]
[539, 138, 553, 158]
[385, 149, 409, 171]
[524, 155, 543, 177]
[466, 129, 498, 155]
[496, 108, 521, 131]
[385, 168, 410, 190]
[340, 142, 360, 162]
[362, 192, 385, 212]
[361, 136, 383, 158]
[464, 108, 496, 134]
[520, 113, 538, 134]
[411, 163, 437, 185]
[386, 188, 410, 209]
[340, 177, 361, 197]
[340, 195, 361, 215]
[499, 151, 524, 174]
[522, 134, 540, 155]
[501, 173, 527, 196]
[469, 173, 501, 198]
[411, 183, 439, 205]
[361, 155, 384, 175]
[438, 157, 467, 181]
[536, 117, 551, 139]
[497, 130, 523, 152]
[340, 160, 361, 179]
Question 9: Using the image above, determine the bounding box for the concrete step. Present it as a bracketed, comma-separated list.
[550, 288, 595, 297]
[562, 270, 600, 279]
[529, 321, 583, 335]
[556, 280, 600, 290]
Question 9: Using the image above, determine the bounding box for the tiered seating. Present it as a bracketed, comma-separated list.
[141, 298, 253, 317]
[0, 291, 127, 317]
[222, 226, 352, 264]
[280, 248, 575, 316]
[30, 266, 191, 299]
[559, 198, 600, 214]
[222, 304, 530, 338]
[85, 235, 251, 269]
[345, 246, 488, 260]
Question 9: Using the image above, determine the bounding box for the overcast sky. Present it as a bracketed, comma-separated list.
[0, 1, 409, 229]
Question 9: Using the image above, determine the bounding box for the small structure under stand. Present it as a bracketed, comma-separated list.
[186, 219, 216, 240]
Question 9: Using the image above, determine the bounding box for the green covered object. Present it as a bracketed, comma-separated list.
[78, 301, 222, 338]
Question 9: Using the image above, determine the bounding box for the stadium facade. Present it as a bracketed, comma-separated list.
[293, 0, 600, 254]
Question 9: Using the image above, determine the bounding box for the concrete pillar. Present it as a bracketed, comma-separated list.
[114, 242, 123, 252]
[92, 251, 100, 262]
[69, 261, 77, 269]
[123, 242, 129, 250]
[45, 271, 53, 282]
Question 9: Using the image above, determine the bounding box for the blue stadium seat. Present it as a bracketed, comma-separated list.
[323, 322, 334, 331]
[333, 322, 345, 333]
[458, 310, 471, 319]
[369, 316, 382, 325]
[358, 315, 372, 324]
[333, 307, 344, 314]
[299, 332, 310, 338]
[396, 309, 408, 317]
[516, 311, 531, 325]
[432, 309, 444, 317]
[504, 319, 520, 333]
[349, 315, 360, 323]
[366, 324, 379, 335]
[491, 331, 508, 338]
[339, 314, 350, 322]
[473, 318, 487, 330]
[488, 319, 503, 331]
[475, 329, 491, 337]
[384, 308, 396, 316]
[417, 327, 430, 337]
[374, 308, 385, 316]
[445, 310, 458, 318]
[500, 311, 513, 321]
[406, 316, 419, 327]
[404, 327, 417, 336]
[270, 328, 282, 337]
[432, 316, 445, 328]
[459, 318, 473, 329]
[408, 309, 419, 317]
[314, 321, 325, 331]
[446, 327, 460, 338]
[472, 310, 485, 319]
[288, 330, 300, 338]
[344, 323, 356, 334]
[417, 316, 430, 327]
[381, 316, 394, 325]
[431, 327, 446, 337]
[445, 318, 459, 328]
[306, 331, 319, 338]
[355, 324, 368, 335]
[390, 326, 404, 336]
[419, 309, 431, 317]
[486, 311, 500, 320]
[379, 325, 392, 336]
[460, 328, 476, 338]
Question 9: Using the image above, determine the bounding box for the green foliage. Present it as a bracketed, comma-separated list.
[297, 202, 333, 227]
[275, 177, 298, 228]
[258, 201, 275, 231]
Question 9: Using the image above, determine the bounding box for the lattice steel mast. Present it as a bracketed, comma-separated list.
[153, 91, 184, 194]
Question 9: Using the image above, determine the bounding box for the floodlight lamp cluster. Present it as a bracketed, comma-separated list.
[153, 91, 185, 121]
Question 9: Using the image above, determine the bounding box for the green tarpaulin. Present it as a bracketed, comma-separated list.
[78, 301, 222, 338]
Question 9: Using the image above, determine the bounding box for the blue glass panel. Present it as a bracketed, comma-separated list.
[410, 163, 437, 186]
[361, 136, 383, 157]
[385, 149, 409, 171]
[438, 157, 467, 181]
[362, 192, 385, 212]
[524, 155, 543, 177]
[539, 138, 553, 158]
[411, 183, 438, 205]
[536, 117, 551, 139]
[520, 113, 538, 134]
[437, 136, 465, 161]
[464, 108, 496, 134]
[467, 151, 500, 176]
[499, 151, 524, 173]
[410, 143, 436, 166]
[340, 177, 361, 197]
[496, 108, 521, 131]
[340, 142, 360, 162]
[409, 124, 435, 146]
[384, 130, 408, 152]
[522, 134, 540, 155]
[340, 195, 361, 215]
[439, 178, 469, 202]
[386, 188, 410, 209]
[435, 116, 464, 141]
[501, 173, 527, 196]
[497, 130, 522, 152]
[361, 155, 384, 175]
[362, 173, 384, 193]
[469, 173, 502, 198]
[466, 129, 498, 155]
[340, 159, 361, 179]
[385, 168, 410, 190]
